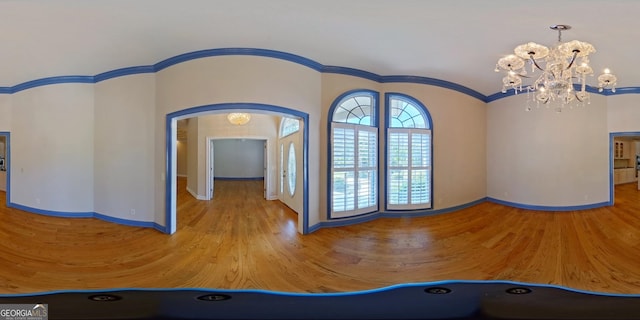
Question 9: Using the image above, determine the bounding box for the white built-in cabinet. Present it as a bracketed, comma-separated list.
[614, 140, 631, 159]
[614, 168, 637, 185]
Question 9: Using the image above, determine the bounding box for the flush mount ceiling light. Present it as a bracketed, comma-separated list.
[227, 113, 251, 125]
[494, 24, 617, 112]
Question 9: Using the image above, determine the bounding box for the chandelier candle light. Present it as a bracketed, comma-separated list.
[494, 24, 617, 111]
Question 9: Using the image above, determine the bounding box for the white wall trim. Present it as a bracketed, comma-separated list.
[186, 186, 207, 201]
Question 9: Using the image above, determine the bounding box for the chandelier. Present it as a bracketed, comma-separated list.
[227, 113, 251, 125]
[494, 24, 617, 111]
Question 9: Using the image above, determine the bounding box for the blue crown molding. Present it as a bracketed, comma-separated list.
[94, 66, 155, 82]
[321, 65, 383, 82]
[11, 76, 94, 93]
[486, 83, 637, 103]
[382, 75, 486, 102]
[154, 48, 324, 72]
[0, 47, 637, 101]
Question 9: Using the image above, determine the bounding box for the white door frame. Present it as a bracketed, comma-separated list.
[206, 136, 271, 201]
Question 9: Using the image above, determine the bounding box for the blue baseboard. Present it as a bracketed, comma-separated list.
[486, 198, 610, 211]
[7, 202, 166, 233]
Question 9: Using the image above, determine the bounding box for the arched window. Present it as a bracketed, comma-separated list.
[280, 117, 300, 137]
[329, 90, 378, 218]
[386, 93, 432, 210]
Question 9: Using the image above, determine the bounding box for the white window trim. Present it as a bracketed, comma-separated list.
[387, 127, 432, 210]
[330, 122, 378, 217]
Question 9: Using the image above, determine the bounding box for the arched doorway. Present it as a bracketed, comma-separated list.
[165, 103, 309, 234]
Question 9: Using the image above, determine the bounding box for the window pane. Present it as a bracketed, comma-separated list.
[410, 169, 430, 204]
[358, 130, 377, 168]
[411, 133, 430, 167]
[333, 127, 355, 168]
[332, 171, 355, 212]
[389, 97, 428, 129]
[332, 95, 374, 126]
[388, 169, 409, 205]
[357, 170, 377, 209]
[388, 132, 408, 167]
[288, 143, 296, 196]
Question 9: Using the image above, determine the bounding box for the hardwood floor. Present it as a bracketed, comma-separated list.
[1, 178, 640, 294]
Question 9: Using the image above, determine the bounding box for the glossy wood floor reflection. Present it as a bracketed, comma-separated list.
[1, 178, 640, 294]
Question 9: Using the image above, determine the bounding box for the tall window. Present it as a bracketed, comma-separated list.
[330, 91, 378, 217]
[386, 94, 432, 210]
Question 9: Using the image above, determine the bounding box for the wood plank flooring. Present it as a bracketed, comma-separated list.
[1, 178, 640, 294]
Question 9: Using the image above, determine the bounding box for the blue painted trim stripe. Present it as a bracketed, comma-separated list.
[486, 198, 609, 211]
[12, 76, 94, 93]
[94, 66, 155, 82]
[318, 198, 486, 229]
[314, 195, 612, 232]
[6, 202, 166, 233]
[321, 65, 382, 82]
[0, 47, 633, 101]
[1, 279, 639, 298]
[486, 83, 634, 103]
[154, 48, 324, 72]
[381, 75, 486, 102]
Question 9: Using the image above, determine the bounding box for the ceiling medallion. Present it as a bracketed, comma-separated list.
[494, 24, 617, 112]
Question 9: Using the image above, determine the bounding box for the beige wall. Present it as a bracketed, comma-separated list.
[11, 50, 630, 234]
[176, 139, 187, 177]
[0, 94, 11, 131]
[487, 93, 610, 207]
[11, 83, 95, 212]
[607, 94, 640, 133]
[186, 117, 200, 199]
[94, 74, 156, 221]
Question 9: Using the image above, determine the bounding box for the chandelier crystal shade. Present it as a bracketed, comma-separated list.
[227, 113, 251, 125]
[494, 25, 617, 111]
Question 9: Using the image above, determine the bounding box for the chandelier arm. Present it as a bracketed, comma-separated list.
[529, 55, 544, 71]
[566, 51, 579, 70]
[575, 92, 584, 102]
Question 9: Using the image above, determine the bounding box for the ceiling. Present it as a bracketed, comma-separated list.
[1, 0, 638, 96]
